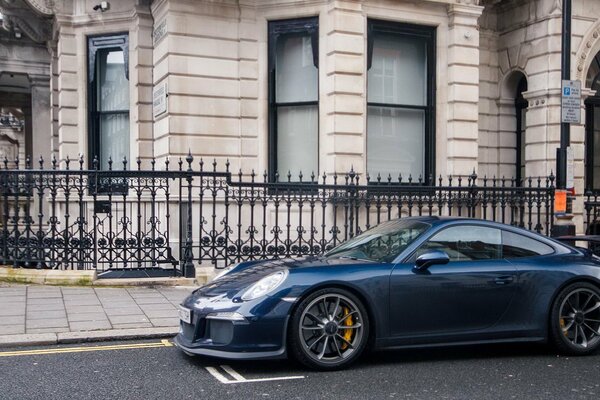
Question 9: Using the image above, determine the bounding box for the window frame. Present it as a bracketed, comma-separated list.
[405, 224, 556, 264]
[268, 17, 319, 182]
[366, 19, 436, 184]
[87, 33, 130, 170]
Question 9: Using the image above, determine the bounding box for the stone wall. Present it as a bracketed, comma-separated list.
[52, 0, 154, 166]
[478, 0, 600, 232]
[149, 0, 483, 178]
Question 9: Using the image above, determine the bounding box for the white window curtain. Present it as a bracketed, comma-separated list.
[97, 49, 129, 170]
[367, 33, 428, 179]
[275, 34, 318, 178]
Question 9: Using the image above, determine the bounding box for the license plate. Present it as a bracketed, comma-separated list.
[179, 306, 191, 324]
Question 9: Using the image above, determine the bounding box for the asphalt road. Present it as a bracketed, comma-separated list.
[0, 339, 599, 400]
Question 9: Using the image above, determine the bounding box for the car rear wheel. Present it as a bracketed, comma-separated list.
[550, 282, 600, 355]
[288, 288, 369, 370]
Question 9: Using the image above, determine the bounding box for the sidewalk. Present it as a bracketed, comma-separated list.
[0, 283, 191, 347]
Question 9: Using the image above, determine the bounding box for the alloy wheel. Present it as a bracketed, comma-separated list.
[558, 288, 600, 349]
[298, 293, 364, 365]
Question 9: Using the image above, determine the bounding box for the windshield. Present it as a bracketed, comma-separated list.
[325, 219, 430, 263]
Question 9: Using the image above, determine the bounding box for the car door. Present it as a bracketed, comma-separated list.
[389, 224, 518, 339]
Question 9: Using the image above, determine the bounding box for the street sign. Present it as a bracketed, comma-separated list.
[566, 145, 574, 190]
[561, 80, 581, 124]
[153, 81, 168, 118]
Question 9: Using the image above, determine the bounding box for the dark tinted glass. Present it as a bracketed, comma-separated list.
[502, 230, 554, 258]
[417, 225, 502, 262]
[325, 219, 430, 263]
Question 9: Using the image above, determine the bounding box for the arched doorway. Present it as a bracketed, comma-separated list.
[499, 71, 528, 183]
[515, 76, 528, 184]
[585, 54, 600, 193]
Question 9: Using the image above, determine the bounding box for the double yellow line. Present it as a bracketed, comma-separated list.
[0, 339, 173, 358]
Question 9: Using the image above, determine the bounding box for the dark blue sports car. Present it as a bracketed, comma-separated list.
[174, 217, 600, 370]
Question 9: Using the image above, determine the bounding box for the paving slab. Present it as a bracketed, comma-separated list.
[0, 316, 25, 325]
[67, 313, 109, 322]
[0, 283, 189, 346]
[103, 307, 144, 316]
[26, 318, 68, 329]
[64, 305, 105, 314]
[0, 325, 25, 335]
[108, 315, 150, 325]
[26, 310, 67, 320]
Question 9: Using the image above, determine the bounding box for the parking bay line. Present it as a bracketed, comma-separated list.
[0, 339, 174, 358]
[206, 365, 305, 384]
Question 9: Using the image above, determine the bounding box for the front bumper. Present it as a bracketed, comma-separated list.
[174, 295, 292, 360]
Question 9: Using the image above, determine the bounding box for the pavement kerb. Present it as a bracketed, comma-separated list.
[0, 266, 205, 287]
[0, 327, 179, 348]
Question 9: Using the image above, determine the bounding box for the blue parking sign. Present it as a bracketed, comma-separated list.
[563, 87, 571, 96]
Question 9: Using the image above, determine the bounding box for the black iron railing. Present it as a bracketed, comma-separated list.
[0, 155, 555, 275]
[585, 192, 600, 233]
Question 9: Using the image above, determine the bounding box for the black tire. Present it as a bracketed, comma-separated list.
[550, 282, 600, 356]
[288, 287, 369, 371]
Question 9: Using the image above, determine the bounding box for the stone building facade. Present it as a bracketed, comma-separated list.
[1, 0, 600, 233]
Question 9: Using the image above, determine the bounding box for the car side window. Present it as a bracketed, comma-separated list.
[502, 230, 554, 258]
[416, 225, 502, 262]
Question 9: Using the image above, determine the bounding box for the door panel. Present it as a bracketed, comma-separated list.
[389, 224, 518, 339]
[390, 259, 518, 337]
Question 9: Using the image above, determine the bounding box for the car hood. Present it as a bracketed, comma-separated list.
[191, 256, 371, 298]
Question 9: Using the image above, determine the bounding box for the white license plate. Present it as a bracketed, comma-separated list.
[179, 306, 191, 324]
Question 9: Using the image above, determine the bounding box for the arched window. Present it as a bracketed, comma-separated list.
[585, 52, 600, 192]
[515, 77, 528, 184]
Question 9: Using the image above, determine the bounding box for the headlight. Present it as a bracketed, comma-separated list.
[240, 270, 288, 301]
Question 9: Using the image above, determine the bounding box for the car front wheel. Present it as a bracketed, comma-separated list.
[288, 288, 369, 370]
[550, 282, 600, 355]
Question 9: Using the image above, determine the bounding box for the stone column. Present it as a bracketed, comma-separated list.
[322, 0, 366, 175]
[29, 75, 52, 163]
[445, 4, 483, 177]
[130, 5, 154, 166]
[54, 23, 80, 162]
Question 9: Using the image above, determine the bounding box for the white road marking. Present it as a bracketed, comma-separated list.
[205, 366, 231, 384]
[221, 365, 247, 381]
[204, 365, 305, 384]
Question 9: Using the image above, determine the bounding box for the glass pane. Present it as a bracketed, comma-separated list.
[586, 55, 600, 92]
[417, 226, 502, 262]
[367, 106, 424, 179]
[594, 106, 600, 190]
[368, 33, 427, 106]
[100, 113, 130, 170]
[325, 219, 430, 263]
[277, 105, 318, 177]
[275, 34, 318, 103]
[98, 49, 129, 111]
[502, 231, 553, 258]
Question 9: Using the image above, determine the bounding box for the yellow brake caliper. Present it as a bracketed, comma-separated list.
[340, 307, 354, 350]
[560, 318, 567, 336]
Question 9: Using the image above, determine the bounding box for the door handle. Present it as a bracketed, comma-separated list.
[494, 276, 515, 285]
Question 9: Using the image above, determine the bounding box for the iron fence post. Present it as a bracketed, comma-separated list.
[183, 152, 195, 278]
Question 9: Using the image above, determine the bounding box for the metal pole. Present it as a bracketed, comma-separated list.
[552, 0, 576, 239]
[557, 0, 571, 190]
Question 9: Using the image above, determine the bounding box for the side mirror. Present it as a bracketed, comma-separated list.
[414, 250, 450, 271]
